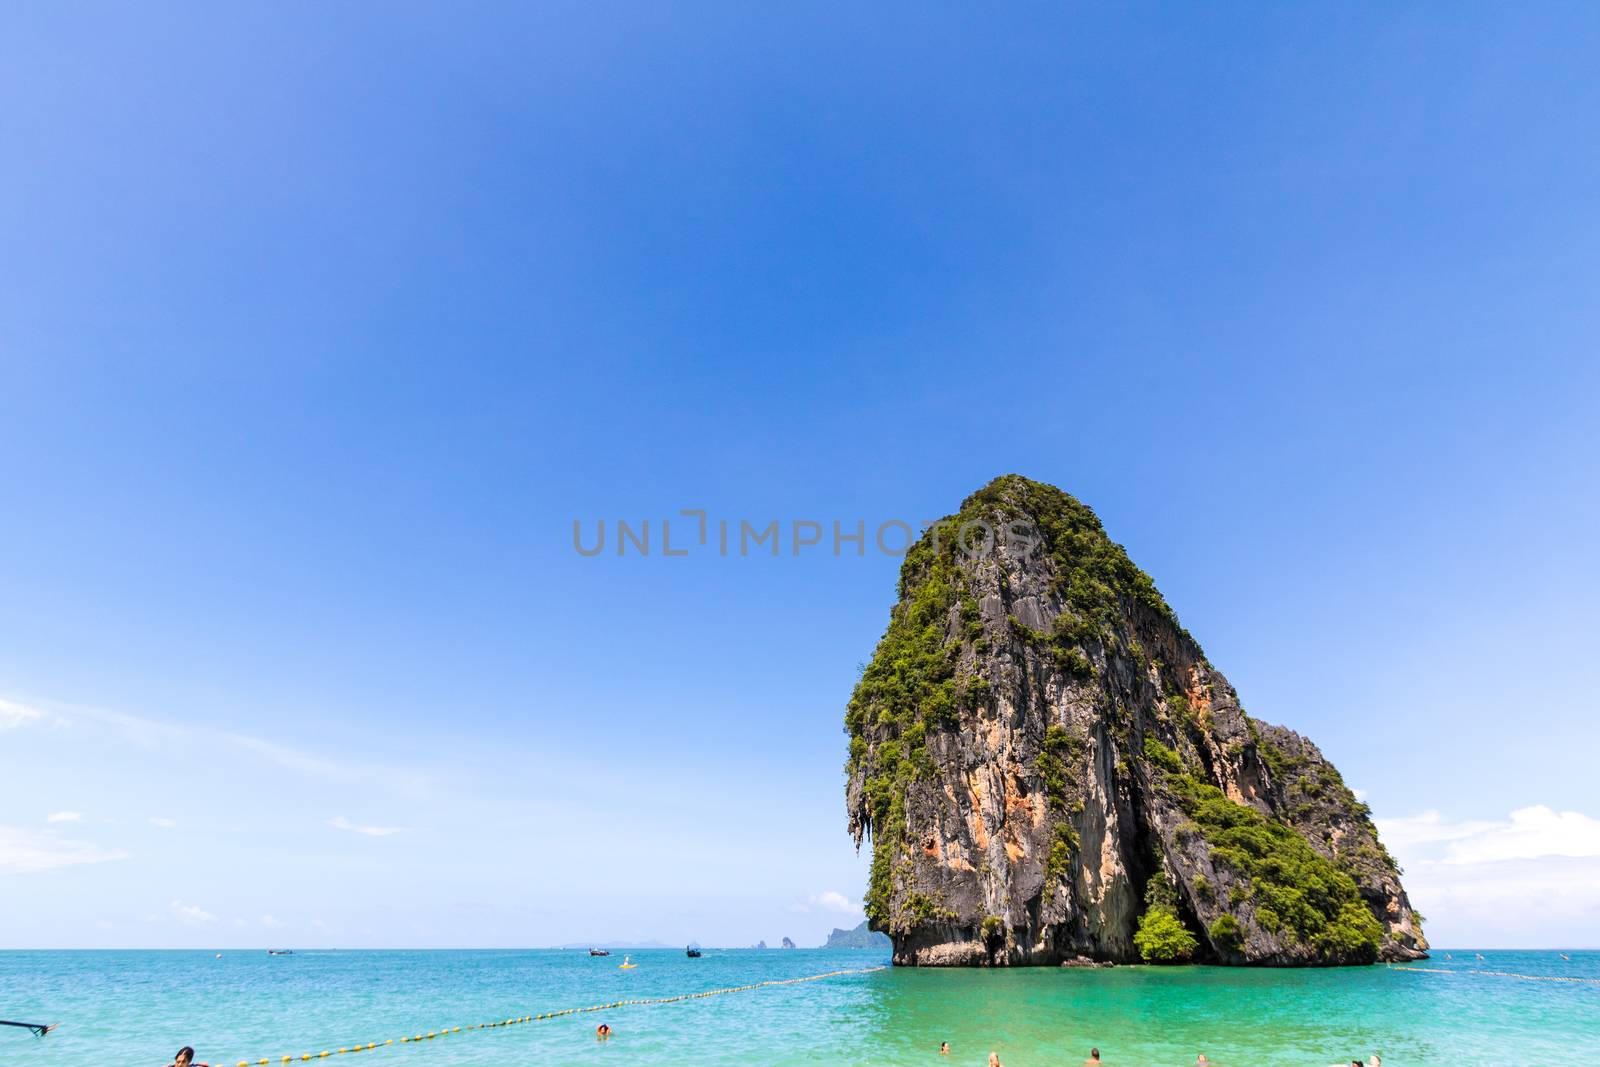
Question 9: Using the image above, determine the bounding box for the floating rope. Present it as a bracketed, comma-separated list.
[0, 1020, 57, 1038]
[1390, 965, 1600, 986]
[221, 965, 885, 1067]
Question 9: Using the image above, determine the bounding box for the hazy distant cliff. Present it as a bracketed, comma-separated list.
[845, 476, 1427, 967]
[823, 920, 892, 950]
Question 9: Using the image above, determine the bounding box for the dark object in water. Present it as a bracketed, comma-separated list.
[0, 1020, 56, 1038]
[268, 949, 294, 956]
[589, 948, 611, 957]
[686, 944, 703, 958]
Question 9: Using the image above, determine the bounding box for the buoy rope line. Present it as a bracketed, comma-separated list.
[221, 965, 886, 1066]
[1390, 965, 1600, 985]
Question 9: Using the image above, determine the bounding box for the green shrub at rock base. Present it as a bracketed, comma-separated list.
[1135, 873, 1198, 963]
[1135, 907, 1199, 962]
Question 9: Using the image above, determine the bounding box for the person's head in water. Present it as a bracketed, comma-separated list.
[988, 1054, 1001, 1067]
[174, 1049, 195, 1067]
[1089, 1049, 1101, 1063]
[939, 1042, 949, 1054]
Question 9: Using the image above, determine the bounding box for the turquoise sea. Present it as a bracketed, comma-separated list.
[3, 949, 1597, 1066]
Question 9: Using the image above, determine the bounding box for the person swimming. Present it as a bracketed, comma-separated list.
[1085, 1048, 1102, 1065]
[939, 1042, 949, 1054]
[169, 1048, 209, 1067]
[595, 1023, 612, 1041]
[988, 1054, 1003, 1067]
[1196, 1055, 1210, 1066]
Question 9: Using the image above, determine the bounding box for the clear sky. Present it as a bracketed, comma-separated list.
[2, 4, 1597, 950]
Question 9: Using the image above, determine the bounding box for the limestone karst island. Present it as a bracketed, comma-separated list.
[846, 476, 1427, 967]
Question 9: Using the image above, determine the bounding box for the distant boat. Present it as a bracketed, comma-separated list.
[267, 950, 294, 956]
[589, 948, 611, 957]
[686, 944, 702, 958]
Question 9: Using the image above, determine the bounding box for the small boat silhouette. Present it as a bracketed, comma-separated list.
[588, 948, 611, 957]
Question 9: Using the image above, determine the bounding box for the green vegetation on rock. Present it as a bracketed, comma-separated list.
[1037, 725, 1081, 808]
[845, 502, 989, 929]
[1041, 822, 1079, 906]
[1163, 770, 1383, 962]
[964, 475, 1187, 639]
[1208, 913, 1243, 952]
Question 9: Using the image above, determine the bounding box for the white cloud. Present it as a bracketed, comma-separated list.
[791, 890, 861, 916]
[0, 826, 129, 874]
[1440, 806, 1600, 865]
[1377, 806, 1600, 864]
[0, 698, 43, 729]
[1374, 810, 1503, 849]
[1378, 804, 1600, 947]
[49, 700, 433, 794]
[149, 817, 177, 829]
[46, 811, 83, 823]
[170, 900, 217, 925]
[329, 816, 405, 837]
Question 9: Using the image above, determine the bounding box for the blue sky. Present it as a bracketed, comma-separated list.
[2, 4, 1598, 949]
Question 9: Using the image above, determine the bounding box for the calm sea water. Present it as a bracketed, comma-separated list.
[2, 948, 1596, 1066]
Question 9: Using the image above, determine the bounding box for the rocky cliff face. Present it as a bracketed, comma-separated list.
[845, 476, 1427, 967]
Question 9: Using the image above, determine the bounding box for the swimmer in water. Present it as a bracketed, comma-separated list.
[169, 1048, 209, 1067]
[1085, 1048, 1102, 1065]
[988, 1054, 1003, 1067]
[939, 1042, 949, 1054]
[595, 1023, 611, 1041]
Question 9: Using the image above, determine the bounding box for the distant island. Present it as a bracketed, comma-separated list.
[823, 920, 892, 950]
[845, 475, 1427, 967]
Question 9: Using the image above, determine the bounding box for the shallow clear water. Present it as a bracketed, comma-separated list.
[2, 948, 1596, 1066]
